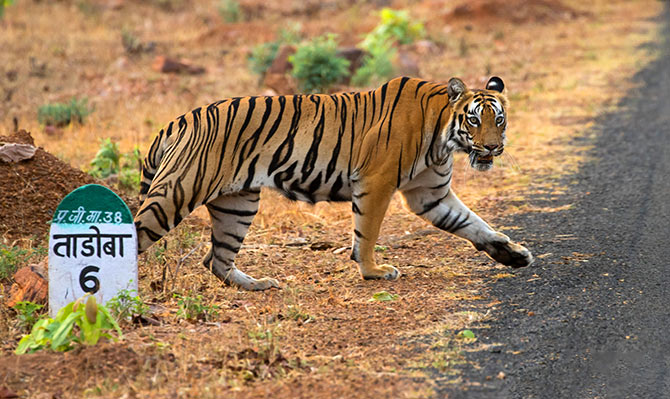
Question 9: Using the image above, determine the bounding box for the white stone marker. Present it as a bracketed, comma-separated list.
[48, 184, 137, 317]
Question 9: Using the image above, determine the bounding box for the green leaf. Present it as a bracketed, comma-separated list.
[50, 312, 78, 350]
[371, 291, 398, 302]
[458, 329, 476, 339]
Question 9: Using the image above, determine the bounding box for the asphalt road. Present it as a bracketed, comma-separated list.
[442, 6, 670, 398]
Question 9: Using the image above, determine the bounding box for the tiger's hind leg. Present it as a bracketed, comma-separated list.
[203, 190, 280, 291]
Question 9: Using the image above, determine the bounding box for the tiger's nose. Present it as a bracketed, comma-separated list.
[484, 144, 498, 151]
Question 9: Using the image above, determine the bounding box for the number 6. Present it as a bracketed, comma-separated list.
[79, 265, 100, 293]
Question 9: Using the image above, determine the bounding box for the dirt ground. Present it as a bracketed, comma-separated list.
[0, 0, 662, 397]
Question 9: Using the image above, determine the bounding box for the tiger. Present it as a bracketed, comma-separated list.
[134, 76, 533, 291]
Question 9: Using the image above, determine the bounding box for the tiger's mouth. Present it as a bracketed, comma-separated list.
[469, 152, 494, 171]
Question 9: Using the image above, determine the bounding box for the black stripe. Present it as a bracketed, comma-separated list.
[352, 202, 363, 215]
[386, 76, 410, 148]
[354, 229, 365, 239]
[328, 173, 347, 202]
[211, 233, 240, 253]
[326, 95, 347, 182]
[207, 203, 257, 217]
[301, 102, 326, 182]
[418, 191, 449, 216]
[234, 97, 272, 180]
[267, 96, 302, 176]
[242, 154, 260, 190]
[224, 232, 245, 244]
[263, 96, 286, 144]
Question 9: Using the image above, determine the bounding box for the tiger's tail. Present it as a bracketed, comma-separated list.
[139, 125, 172, 203]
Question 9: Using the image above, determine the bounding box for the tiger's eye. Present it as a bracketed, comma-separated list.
[496, 116, 505, 124]
[468, 117, 479, 126]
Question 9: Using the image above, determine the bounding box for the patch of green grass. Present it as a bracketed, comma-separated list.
[175, 293, 219, 322]
[107, 288, 149, 324]
[370, 290, 398, 302]
[37, 98, 92, 127]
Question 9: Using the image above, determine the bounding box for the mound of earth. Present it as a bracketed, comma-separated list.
[0, 130, 138, 245]
[446, 0, 587, 24]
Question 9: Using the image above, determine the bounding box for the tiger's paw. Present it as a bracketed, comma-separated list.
[361, 264, 401, 281]
[480, 233, 533, 268]
[220, 267, 280, 291]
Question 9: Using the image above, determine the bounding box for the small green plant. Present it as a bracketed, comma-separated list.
[374, 244, 389, 253]
[16, 295, 122, 354]
[175, 293, 219, 321]
[218, 0, 242, 23]
[0, 244, 43, 280]
[88, 139, 142, 190]
[13, 301, 45, 332]
[457, 329, 476, 339]
[89, 138, 120, 179]
[289, 34, 350, 93]
[118, 146, 142, 189]
[0, 244, 27, 280]
[121, 28, 143, 54]
[248, 326, 282, 366]
[107, 289, 149, 323]
[285, 304, 313, 323]
[360, 8, 424, 50]
[37, 97, 92, 127]
[370, 290, 398, 302]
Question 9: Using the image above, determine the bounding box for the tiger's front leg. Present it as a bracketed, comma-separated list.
[350, 180, 401, 280]
[402, 187, 533, 268]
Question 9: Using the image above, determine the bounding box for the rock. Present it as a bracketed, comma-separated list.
[336, 47, 367, 78]
[266, 45, 297, 75]
[0, 143, 36, 163]
[152, 56, 205, 75]
[43, 125, 63, 137]
[393, 50, 420, 77]
[411, 40, 439, 55]
[263, 73, 298, 95]
[8, 262, 48, 307]
[0, 386, 18, 399]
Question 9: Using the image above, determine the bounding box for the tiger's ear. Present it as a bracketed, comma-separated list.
[447, 77, 466, 104]
[486, 76, 505, 93]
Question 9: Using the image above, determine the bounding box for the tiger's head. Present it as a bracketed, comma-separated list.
[446, 76, 508, 172]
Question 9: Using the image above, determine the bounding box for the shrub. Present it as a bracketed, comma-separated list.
[352, 39, 396, 87]
[88, 139, 142, 191]
[0, 0, 14, 18]
[360, 8, 425, 50]
[89, 138, 120, 179]
[289, 34, 350, 93]
[218, 0, 242, 23]
[37, 98, 92, 127]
